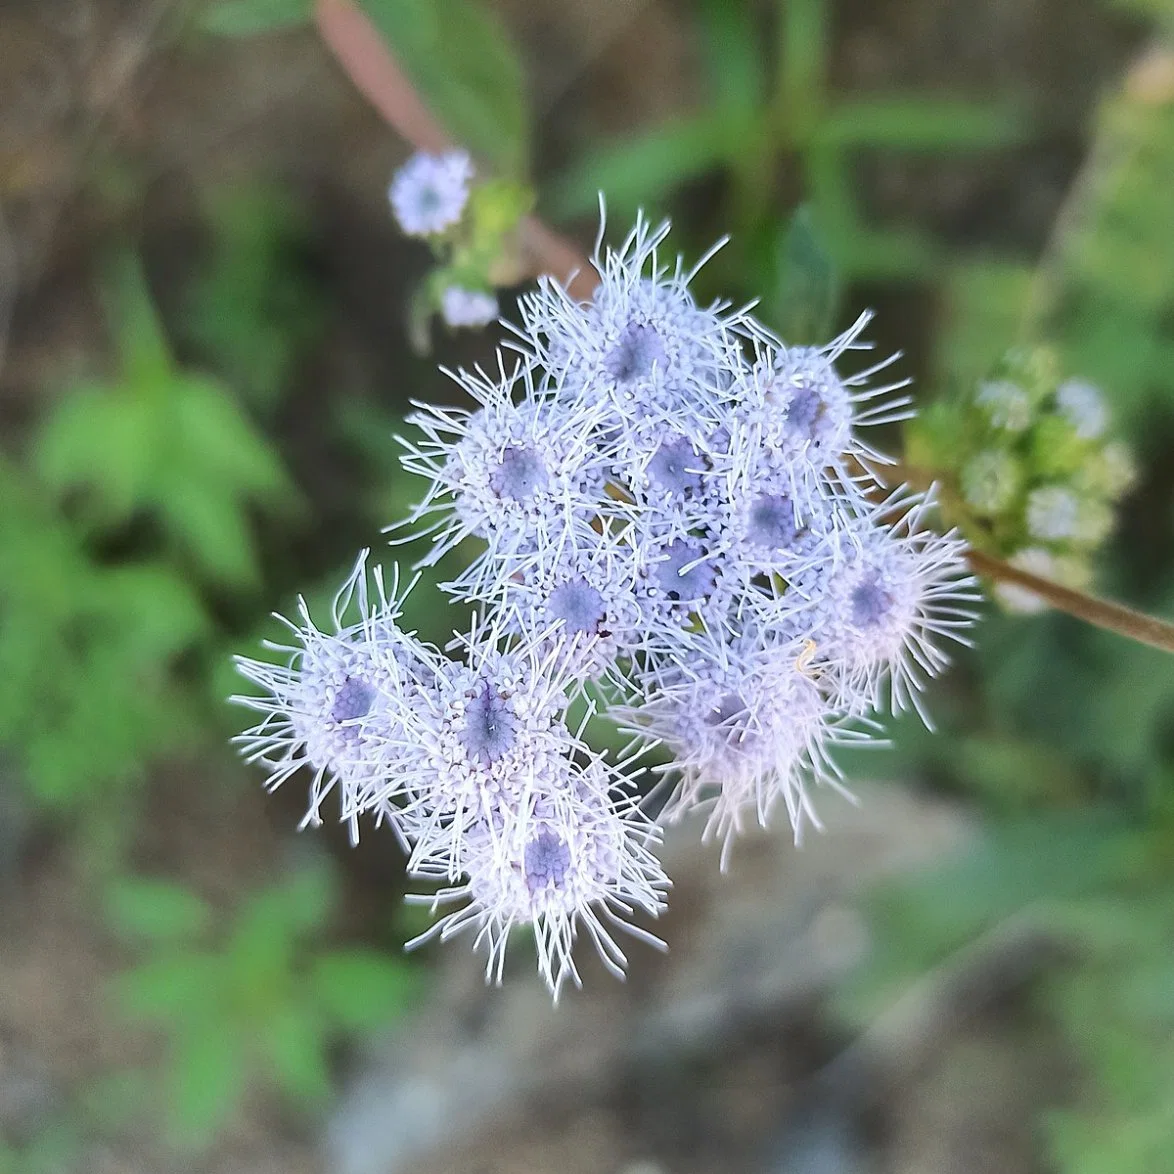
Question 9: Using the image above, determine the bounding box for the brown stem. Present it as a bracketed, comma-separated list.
[968, 549, 1174, 655]
[312, 0, 599, 300]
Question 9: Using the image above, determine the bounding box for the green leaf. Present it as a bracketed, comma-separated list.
[261, 1004, 332, 1104]
[546, 115, 737, 219]
[172, 375, 293, 504]
[767, 205, 839, 343]
[105, 877, 214, 942]
[359, 0, 529, 175]
[96, 565, 211, 662]
[815, 98, 1025, 151]
[166, 1026, 246, 1149]
[112, 953, 221, 1023]
[200, 0, 312, 36]
[310, 950, 419, 1029]
[697, 0, 765, 115]
[33, 384, 164, 523]
[154, 479, 261, 587]
[102, 251, 173, 389]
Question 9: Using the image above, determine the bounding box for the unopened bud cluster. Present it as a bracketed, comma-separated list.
[234, 162, 979, 997]
[909, 346, 1135, 614]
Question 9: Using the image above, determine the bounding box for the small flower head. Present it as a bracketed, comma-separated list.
[407, 755, 669, 998]
[961, 449, 1023, 515]
[513, 211, 742, 428]
[398, 358, 611, 595]
[976, 379, 1033, 432]
[232, 553, 431, 844]
[1055, 378, 1108, 441]
[389, 150, 474, 237]
[441, 285, 499, 330]
[795, 492, 979, 722]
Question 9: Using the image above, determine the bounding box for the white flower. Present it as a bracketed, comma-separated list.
[976, 379, 1033, 432]
[389, 150, 474, 237]
[441, 286, 498, 329]
[1026, 485, 1082, 542]
[1055, 379, 1108, 440]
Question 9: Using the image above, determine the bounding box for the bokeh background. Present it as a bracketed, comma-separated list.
[2, 1, 1174, 1172]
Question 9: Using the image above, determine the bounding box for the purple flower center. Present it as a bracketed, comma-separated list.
[460, 681, 517, 764]
[786, 384, 825, 438]
[606, 322, 666, 383]
[746, 493, 798, 549]
[330, 677, 375, 723]
[655, 539, 716, 603]
[647, 437, 704, 496]
[850, 576, 893, 629]
[524, 830, 571, 894]
[490, 445, 548, 500]
[548, 578, 607, 636]
[704, 692, 754, 744]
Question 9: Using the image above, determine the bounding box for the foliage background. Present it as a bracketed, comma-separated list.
[0, 0, 1172, 1170]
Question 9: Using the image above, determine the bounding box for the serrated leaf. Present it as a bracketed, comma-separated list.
[310, 950, 419, 1028]
[165, 1026, 246, 1148]
[200, 0, 312, 36]
[360, 0, 529, 175]
[105, 878, 214, 942]
[815, 98, 1025, 151]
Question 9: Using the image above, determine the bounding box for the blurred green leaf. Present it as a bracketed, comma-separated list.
[767, 205, 839, 342]
[103, 251, 173, 389]
[310, 950, 419, 1028]
[547, 115, 737, 219]
[186, 184, 323, 413]
[816, 99, 1025, 150]
[166, 1026, 246, 1148]
[697, 0, 765, 115]
[360, 0, 529, 175]
[112, 953, 220, 1022]
[200, 0, 312, 36]
[261, 1004, 332, 1104]
[105, 877, 214, 942]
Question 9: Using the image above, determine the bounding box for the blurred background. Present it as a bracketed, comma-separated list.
[2, 0, 1174, 1171]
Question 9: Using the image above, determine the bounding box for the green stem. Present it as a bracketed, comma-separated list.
[968, 549, 1174, 655]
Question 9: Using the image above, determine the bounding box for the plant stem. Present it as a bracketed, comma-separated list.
[968, 549, 1174, 655]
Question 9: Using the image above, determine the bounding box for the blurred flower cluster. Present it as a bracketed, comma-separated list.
[388, 148, 533, 341]
[908, 346, 1136, 613]
[234, 154, 979, 998]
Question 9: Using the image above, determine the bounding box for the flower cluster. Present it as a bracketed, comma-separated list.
[907, 346, 1135, 613]
[235, 209, 979, 997]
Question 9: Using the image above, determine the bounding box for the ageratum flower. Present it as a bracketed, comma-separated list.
[441, 286, 499, 330]
[406, 761, 668, 998]
[232, 552, 432, 846]
[397, 357, 614, 598]
[389, 149, 474, 237]
[234, 205, 984, 996]
[791, 491, 979, 723]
